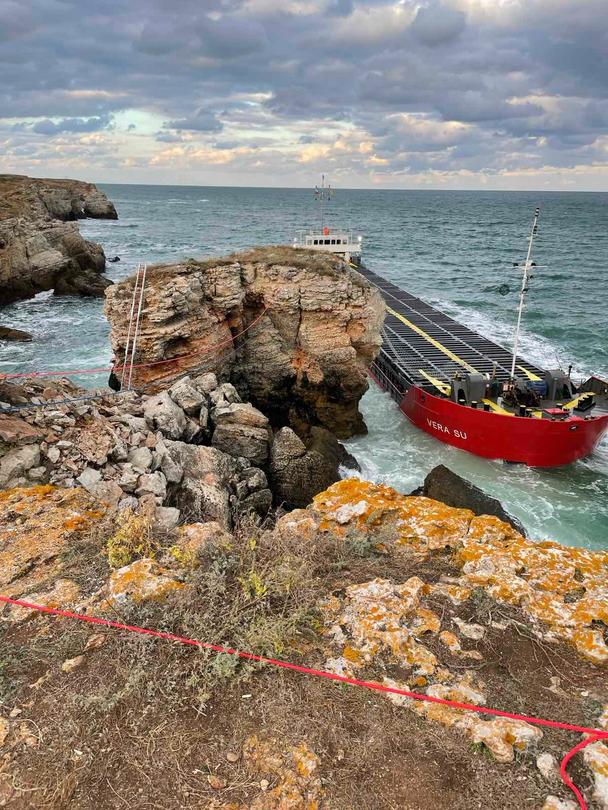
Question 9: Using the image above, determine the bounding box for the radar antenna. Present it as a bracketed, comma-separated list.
[314, 174, 334, 230]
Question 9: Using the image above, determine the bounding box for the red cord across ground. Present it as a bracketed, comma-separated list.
[1, 595, 606, 808]
[3, 308, 268, 380]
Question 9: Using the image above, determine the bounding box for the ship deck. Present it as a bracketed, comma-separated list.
[357, 264, 545, 393]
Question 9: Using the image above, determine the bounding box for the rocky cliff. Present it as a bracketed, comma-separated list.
[0, 174, 116, 305]
[104, 246, 385, 439]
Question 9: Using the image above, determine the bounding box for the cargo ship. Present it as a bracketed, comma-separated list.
[294, 189, 608, 467]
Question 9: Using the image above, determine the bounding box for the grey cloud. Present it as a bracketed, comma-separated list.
[0, 0, 606, 180]
[410, 3, 466, 47]
[31, 114, 112, 135]
[165, 108, 224, 132]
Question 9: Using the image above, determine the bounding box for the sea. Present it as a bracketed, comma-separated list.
[2, 185, 607, 550]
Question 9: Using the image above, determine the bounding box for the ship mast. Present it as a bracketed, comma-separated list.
[510, 207, 540, 382]
[314, 174, 334, 230]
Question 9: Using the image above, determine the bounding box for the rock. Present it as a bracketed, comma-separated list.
[240, 467, 268, 492]
[0, 174, 116, 305]
[0, 443, 41, 487]
[27, 466, 47, 481]
[127, 445, 153, 471]
[136, 471, 167, 500]
[0, 415, 42, 445]
[92, 480, 124, 508]
[269, 426, 354, 509]
[6, 578, 81, 623]
[172, 521, 232, 565]
[584, 741, 608, 809]
[536, 752, 558, 781]
[193, 372, 218, 394]
[61, 655, 86, 673]
[108, 255, 121, 263]
[144, 391, 187, 440]
[46, 446, 61, 464]
[0, 326, 32, 341]
[164, 441, 240, 528]
[104, 247, 384, 438]
[101, 558, 184, 605]
[542, 797, 577, 810]
[237, 488, 273, 518]
[212, 423, 270, 467]
[155, 506, 180, 531]
[76, 466, 102, 493]
[418, 465, 528, 537]
[168, 377, 204, 415]
[213, 402, 269, 429]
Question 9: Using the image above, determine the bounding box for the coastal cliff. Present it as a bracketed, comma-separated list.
[0, 174, 116, 305]
[104, 247, 385, 438]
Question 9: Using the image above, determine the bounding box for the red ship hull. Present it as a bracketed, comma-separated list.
[370, 372, 608, 467]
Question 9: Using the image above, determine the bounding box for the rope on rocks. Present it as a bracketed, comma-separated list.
[0, 594, 605, 810]
[2, 307, 268, 381]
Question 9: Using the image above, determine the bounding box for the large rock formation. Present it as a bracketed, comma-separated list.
[0, 174, 116, 305]
[416, 464, 528, 536]
[105, 247, 385, 439]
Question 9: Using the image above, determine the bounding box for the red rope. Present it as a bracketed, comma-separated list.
[1, 595, 605, 808]
[3, 308, 268, 380]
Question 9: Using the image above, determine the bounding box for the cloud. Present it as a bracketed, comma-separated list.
[0, 0, 606, 187]
[410, 3, 466, 46]
[164, 108, 224, 132]
[31, 115, 112, 135]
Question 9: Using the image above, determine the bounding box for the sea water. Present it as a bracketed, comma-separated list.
[2, 185, 607, 549]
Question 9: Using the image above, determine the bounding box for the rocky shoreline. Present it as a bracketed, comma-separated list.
[0, 174, 116, 307]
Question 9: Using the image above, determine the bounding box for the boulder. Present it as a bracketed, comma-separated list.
[418, 465, 527, 537]
[0, 326, 32, 341]
[212, 423, 270, 466]
[144, 391, 187, 440]
[0, 444, 41, 488]
[269, 426, 355, 509]
[168, 377, 205, 416]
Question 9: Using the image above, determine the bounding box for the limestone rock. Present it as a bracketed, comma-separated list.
[0, 326, 32, 341]
[102, 558, 184, 605]
[418, 464, 527, 537]
[0, 174, 116, 305]
[104, 247, 384, 438]
[270, 426, 355, 509]
[144, 391, 187, 439]
[168, 377, 205, 415]
[212, 422, 270, 467]
[0, 443, 40, 488]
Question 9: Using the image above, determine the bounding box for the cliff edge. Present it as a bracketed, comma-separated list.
[0, 174, 116, 305]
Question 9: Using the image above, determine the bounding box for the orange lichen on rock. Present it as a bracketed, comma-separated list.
[312, 479, 608, 664]
[240, 736, 323, 810]
[0, 485, 108, 599]
[101, 558, 184, 606]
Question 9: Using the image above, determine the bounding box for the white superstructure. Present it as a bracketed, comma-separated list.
[292, 175, 363, 265]
[292, 227, 363, 264]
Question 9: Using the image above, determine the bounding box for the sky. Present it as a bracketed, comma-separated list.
[1, 0, 607, 190]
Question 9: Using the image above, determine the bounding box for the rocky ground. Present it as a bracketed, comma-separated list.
[0, 478, 607, 809]
[0, 174, 116, 307]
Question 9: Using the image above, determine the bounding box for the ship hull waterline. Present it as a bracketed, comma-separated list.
[369, 369, 608, 468]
